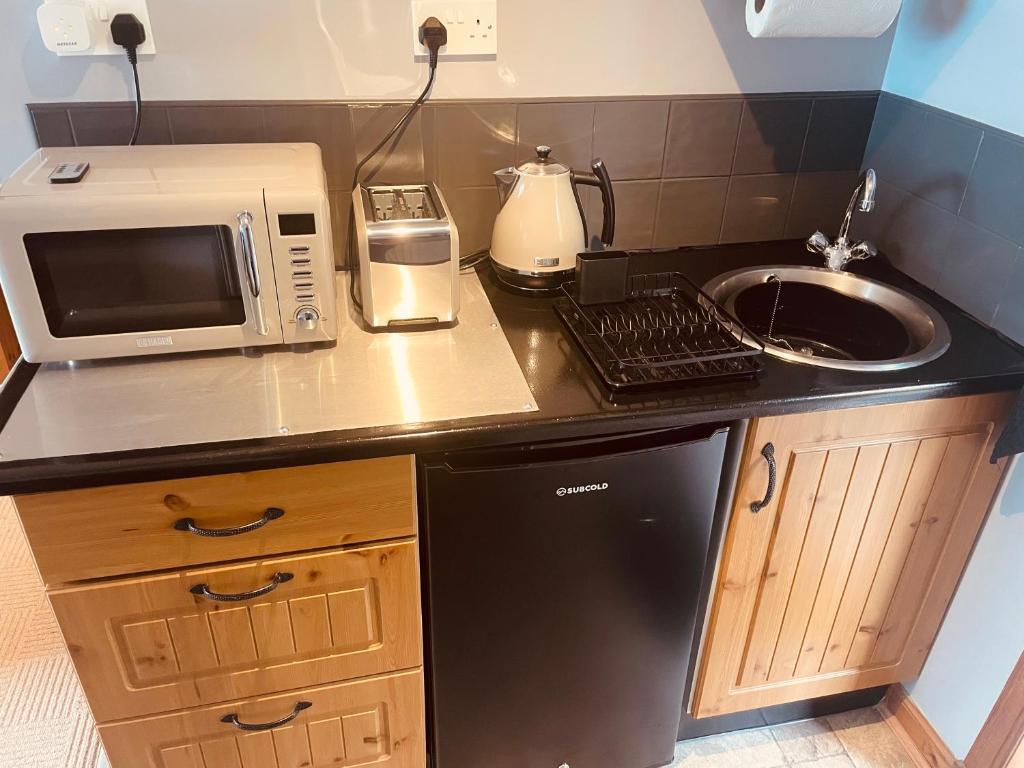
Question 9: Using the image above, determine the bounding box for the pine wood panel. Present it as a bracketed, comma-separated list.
[883, 685, 958, 768]
[14, 455, 415, 584]
[99, 669, 425, 768]
[48, 541, 421, 723]
[692, 393, 1013, 718]
[0, 286, 20, 379]
[967, 651, 1024, 768]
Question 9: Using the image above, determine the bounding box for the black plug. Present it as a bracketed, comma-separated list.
[111, 13, 146, 146]
[111, 13, 146, 64]
[418, 16, 447, 69]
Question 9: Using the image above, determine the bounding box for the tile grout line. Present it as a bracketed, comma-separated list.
[650, 101, 675, 244]
[783, 99, 818, 237]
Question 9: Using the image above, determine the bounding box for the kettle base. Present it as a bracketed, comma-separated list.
[491, 260, 574, 295]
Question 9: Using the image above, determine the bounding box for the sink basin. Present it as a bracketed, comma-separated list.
[702, 265, 951, 371]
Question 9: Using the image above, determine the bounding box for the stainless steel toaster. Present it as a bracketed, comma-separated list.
[351, 183, 460, 328]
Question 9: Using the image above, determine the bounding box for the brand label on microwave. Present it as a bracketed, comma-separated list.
[556, 482, 609, 497]
[136, 335, 173, 348]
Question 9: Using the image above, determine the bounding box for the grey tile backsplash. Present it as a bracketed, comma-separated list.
[29, 92, 877, 267]
[854, 92, 1024, 345]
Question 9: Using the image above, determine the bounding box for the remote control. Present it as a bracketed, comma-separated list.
[48, 162, 90, 184]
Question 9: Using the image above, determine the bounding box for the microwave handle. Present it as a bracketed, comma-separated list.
[237, 211, 269, 336]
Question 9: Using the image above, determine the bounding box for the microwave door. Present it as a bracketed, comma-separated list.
[3, 192, 284, 362]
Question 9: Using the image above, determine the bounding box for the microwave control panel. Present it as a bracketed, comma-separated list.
[264, 189, 338, 345]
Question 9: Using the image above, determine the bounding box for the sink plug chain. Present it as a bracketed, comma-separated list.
[764, 275, 794, 352]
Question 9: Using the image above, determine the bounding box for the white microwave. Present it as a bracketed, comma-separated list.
[0, 143, 337, 363]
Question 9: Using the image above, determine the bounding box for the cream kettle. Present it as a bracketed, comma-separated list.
[490, 146, 615, 292]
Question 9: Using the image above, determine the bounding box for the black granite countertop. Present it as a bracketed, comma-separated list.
[1, 240, 1022, 495]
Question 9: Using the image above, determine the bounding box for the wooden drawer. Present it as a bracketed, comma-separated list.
[49, 541, 422, 723]
[15, 456, 415, 584]
[99, 668, 425, 768]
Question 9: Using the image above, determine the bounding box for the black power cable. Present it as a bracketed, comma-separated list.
[348, 17, 447, 312]
[111, 14, 146, 146]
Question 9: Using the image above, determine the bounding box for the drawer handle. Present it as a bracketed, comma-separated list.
[221, 700, 312, 732]
[750, 442, 777, 514]
[173, 507, 285, 537]
[190, 571, 294, 603]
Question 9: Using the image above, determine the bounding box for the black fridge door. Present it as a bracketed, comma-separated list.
[420, 424, 730, 768]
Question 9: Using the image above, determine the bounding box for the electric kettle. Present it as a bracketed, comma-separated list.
[490, 146, 615, 292]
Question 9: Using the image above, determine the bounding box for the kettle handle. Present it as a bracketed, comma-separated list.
[571, 159, 616, 247]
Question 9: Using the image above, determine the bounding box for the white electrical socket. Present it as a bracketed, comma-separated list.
[37, 0, 156, 56]
[411, 0, 498, 58]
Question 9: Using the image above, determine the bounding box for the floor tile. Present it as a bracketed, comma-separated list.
[672, 727, 787, 768]
[791, 756, 857, 768]
[769, 718, 844, 764]
[826, 708, 916, 768]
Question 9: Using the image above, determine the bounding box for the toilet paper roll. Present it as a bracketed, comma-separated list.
[746, 0, 902, 38]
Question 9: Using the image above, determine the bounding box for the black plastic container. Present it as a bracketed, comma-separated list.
[575, 249, 630, 305]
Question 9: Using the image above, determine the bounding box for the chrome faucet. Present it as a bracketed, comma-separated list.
[807, 169, 878, 272]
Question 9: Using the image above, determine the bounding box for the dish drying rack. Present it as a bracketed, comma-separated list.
[555, 271, 765, 392]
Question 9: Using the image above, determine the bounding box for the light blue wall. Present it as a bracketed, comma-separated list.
[908, 458, 1024, 757]
[884, 2, 1024, 756]
[883, 0, 1024, 137]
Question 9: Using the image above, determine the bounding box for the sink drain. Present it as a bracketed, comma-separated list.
[773, 335, 858, 360]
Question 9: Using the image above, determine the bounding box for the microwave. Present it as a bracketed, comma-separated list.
[0, 143, 337, 363]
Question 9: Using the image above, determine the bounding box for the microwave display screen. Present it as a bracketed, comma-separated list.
[278, 213, 316, 236]
[25, 225, 245, 338]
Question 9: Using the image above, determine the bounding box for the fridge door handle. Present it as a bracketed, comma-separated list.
[438, 423, 729, 471]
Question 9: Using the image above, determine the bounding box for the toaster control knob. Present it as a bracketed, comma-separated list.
[295, 307, 320, 331]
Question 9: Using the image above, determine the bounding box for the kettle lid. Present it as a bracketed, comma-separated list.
[517, 145, 569, 176]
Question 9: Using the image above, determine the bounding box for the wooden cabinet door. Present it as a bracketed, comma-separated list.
[692, 393, 1013, 718]
[49, 541, 422, 722]
[99, 668, 425, 768]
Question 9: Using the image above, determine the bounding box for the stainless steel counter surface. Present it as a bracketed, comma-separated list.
[0, 273, 537, 462]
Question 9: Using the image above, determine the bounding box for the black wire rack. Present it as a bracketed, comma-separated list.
[555, 271, 765, 392]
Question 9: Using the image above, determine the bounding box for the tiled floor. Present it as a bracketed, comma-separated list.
[670, 708, 917, 767]
[1, 496, 917, 768]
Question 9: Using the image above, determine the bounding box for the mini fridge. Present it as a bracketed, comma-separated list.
[419, 423, 734, 768]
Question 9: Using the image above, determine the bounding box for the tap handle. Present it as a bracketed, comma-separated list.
[806, 231, 830, 254]
[849, 241, 878, 261]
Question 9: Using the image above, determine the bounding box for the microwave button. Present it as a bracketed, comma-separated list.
[296, 307, 320, 331]
[290, 257, 312, 266]
[292, 270, 313, 278]
[288, 245, 311, 255]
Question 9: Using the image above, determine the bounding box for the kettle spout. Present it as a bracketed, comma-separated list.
[494, 167, 518, 209]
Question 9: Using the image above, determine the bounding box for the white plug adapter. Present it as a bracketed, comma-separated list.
[37, 1, 93, 54]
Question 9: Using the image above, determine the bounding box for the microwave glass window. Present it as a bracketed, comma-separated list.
[25, 225, 245, 338]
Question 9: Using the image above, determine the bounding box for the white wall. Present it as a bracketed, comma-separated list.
[909, 457, 1024, 758]
[0, 0, 897, 177]
[883, 0, 1024, 136]
[0, 0, 42, 181]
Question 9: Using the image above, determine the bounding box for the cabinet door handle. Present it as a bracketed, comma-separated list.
[190, 571, 294, 603]
[750, 442, 777, 513]
[221, 701, 312, 732]
[174, 507, 285, 537]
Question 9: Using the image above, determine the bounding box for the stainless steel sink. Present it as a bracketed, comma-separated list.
[703, 265, 951, 372]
